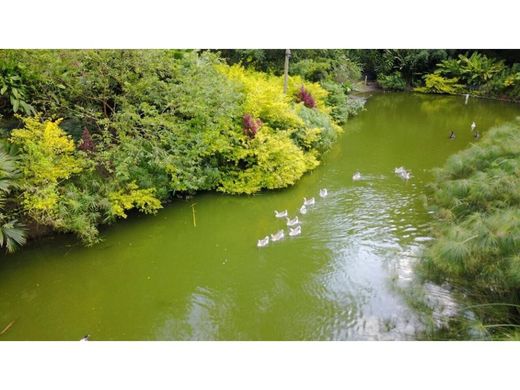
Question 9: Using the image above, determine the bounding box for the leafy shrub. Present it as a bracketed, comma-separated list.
[0, 143, 26, 253]
[377, 71, 407, 91]
[0, 50, 344, 249]
[108, 182, 162, 219]
[291, 58, 332, 82]
[218, 127, 319, 194]
[294, 105, 342, 153]
[218, 64, 303, 128]
[10, 116, 84, 217]
[414, 74, 464, 94]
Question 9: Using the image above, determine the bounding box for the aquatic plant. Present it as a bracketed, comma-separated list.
[422, 122, 520, 333]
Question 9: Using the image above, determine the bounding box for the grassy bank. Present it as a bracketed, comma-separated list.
[421, 121, 520, 339]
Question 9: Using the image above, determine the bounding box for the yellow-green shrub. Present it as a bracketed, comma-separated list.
[108, 182, 162, 219]
[414, 74, 464, 95]
[10, 116, 84, 219]
[287, 75, 330, 113]
[217, 64, 303, 128]
[218, 127, 319, 194]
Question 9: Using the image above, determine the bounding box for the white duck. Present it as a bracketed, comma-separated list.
[274, 209, 288, 218]
[286, 216, 300, 227]
[470, 121, 476, 132]
[270, 230, 285, 242]
[394, 166, 406, 175]
[400, 171, 412, 181]
[352, 171, 362, 181]
[319, 188, 328, 197]
[299, 205, 307, 214]
[303, 197, 315, 206]
[257, 236, 269, 247]
[289, 225, 302, 237]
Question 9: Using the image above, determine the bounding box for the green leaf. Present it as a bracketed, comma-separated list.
[11, 88, 20, 99]
[12, 98, 19, 113]
[0, 85, 7, 95]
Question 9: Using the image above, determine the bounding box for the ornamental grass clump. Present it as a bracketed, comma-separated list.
[422, 122, 520, 334]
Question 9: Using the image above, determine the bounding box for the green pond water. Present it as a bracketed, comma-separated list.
[1, 92, 519, 340]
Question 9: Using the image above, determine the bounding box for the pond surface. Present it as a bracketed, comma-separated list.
[1, 93, 519, 340]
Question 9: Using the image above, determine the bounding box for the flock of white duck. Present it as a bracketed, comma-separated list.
[257, 189, 328, 247]
[257, 166, 416, 247]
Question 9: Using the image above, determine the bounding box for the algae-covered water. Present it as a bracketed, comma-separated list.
[1, 92, 519, 340]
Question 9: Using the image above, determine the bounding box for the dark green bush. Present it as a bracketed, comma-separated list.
[377, 71, 407, 91]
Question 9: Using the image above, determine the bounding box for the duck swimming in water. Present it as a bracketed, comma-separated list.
[270, 230, 285, 241]
[449, 131, 456, 139]
[319, 188, 328, 197]
[303, 197, 315, 206]
[400, 171, 412, 181]
[274, 209, 288, 218]
[257, 236, 269, 247]
[352, 171, 362, 181]
[289, 225, 302, 237]
[394, 167, 406, 175]
[299, 205, 307, 214]
[80, 335, 90, 342]
[286, 216, 299, 227]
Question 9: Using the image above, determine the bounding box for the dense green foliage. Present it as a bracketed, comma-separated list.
[422, 122, 520, 334]
[416, 52, 520, 100]
[376, 72, 407, 91]
[0, 50, 354, 249]
[349, 49, 451, 88]
[0, 143, 26, 253]
[218, 49, 365, 124]
[414, 74, 464, 95]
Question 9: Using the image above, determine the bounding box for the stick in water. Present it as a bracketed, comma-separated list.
[191, 203, 197, 227]
[0, 320, 16, 336]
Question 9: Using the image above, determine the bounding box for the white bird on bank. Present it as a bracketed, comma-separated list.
[300, 205, 307, 214]
[286, 216, 300, 227]
[471, 121, 476, 132]
[274, 209, 288, 218]
[257, 236, 269, 247]
[270, 230, 285, 242]
[289, 225, 302, 237]
[352, 171, 362, 181]
[319, 188, 328, 197]
[303, 197, 315, 206]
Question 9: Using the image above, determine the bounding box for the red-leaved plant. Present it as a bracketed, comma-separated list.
[79, 127, 95, 152]
[296, 86, 316, 108]
[243, 114, 263, 139]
